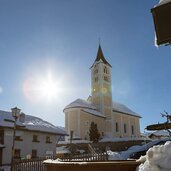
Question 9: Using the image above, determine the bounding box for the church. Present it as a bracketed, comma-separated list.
[64, 45, 141, 140]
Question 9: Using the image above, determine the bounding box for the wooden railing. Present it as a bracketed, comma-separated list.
[12, 153, 108, 171]
[13, 157, 55, 171]
[60, 152, 108, 161]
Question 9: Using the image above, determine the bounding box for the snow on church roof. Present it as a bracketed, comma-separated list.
[64, 98, 96, 110]
[82, 109, 105, 118]
[113, 102, 141, 118]
[0, 110, 67, 135]
[64, 98, 141, 118]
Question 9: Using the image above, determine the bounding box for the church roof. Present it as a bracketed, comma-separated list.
[64, 98, 96, 111]
[91, 45, 112, 68]
[64, 98, 141, 118]
[113, 102, 141, 118]
[82, 109, 105, 118]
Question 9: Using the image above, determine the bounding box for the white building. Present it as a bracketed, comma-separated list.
[0, 109, 66, 165]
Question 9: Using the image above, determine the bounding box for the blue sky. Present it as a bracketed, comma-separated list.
[0, 0, 171, 132]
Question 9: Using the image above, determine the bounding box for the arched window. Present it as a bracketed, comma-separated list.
[104, 66, 108, 74]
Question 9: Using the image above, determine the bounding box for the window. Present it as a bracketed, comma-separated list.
[32, 150, 37, 159]
[46, 136, 52, 143]
[104, 66, 108, 74]
[116, 122, 119, 132]
[14, 149, 21, 159]
[0, 129, 4, 144]
[131, 125, 134, 135]
[32, 135, 39, 142]
[124, 124, 126, 133]
[15, 136, 23, 141]
[94, 77, 98, 82]
[104, 76, 109, 82]
[94, 69, 98, 74]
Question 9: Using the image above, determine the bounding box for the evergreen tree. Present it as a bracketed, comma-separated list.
[89, 122, 100, 143]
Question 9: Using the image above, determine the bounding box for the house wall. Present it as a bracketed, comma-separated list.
[2, 128, 59, 165]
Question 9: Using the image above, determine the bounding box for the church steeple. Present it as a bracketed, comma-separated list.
[91, 45, 112, 68]
[90, 45, 112, 119]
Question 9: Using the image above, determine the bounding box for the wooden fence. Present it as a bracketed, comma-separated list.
[12, 153, 108, 171]
[13, 158, 46, 171]
[59, 152, 108, 162]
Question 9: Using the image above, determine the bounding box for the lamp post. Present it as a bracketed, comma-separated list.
[11, 107, 21, 171]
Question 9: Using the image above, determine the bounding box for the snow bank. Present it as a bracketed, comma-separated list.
[136, 141, 171, 171]
[44, 158, 87, 164]
[107, 150, 121, 160]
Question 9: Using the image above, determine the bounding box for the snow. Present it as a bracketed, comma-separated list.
[100, 137, 143, 143]
[56, 146, 70, 154]
[64, 98, 141, 118]
[157, 0, 171, 6]
[136, 141, 171, 171]
[107, 150, 121, 160]
[113, 102, 141, 118]
[0, 110, 66, 135]
[44, 158, 87, 164]
[82, 108, 105, 118]
[64, 98, 96, 110]
[105, 138, 171, 160]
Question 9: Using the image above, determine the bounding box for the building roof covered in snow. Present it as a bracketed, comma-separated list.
[64, 98, 141, 118]
[64, 98, 96, 110]
[0, 110, 67, 135]
[82, 109, 106, 118]
[113, 102, 141, 118]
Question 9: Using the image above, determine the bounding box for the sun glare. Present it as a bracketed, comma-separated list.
[39, 74, 58, 100]
[23, 71, 62, 103]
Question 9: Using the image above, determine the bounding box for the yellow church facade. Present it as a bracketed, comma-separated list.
[64, 45, 141, 140]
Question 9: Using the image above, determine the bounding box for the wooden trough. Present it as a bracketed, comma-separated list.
[146, 122, 171, 130]
[44, 160, 141, 171]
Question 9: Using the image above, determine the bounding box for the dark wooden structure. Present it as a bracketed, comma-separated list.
[146, 122, 171, 131]
[44, 161, 141, 171]
[151, 2, 171, 45]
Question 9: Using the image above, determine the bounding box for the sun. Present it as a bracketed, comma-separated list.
[39, 73, 58, 101]
[23, 71, 61, 103]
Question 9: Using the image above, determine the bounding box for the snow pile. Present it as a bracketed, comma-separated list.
[136, 141, 171, 171]
[107, 150, 121, 160]
[44, 158, 87, 164]
[56, 146, 70, 154]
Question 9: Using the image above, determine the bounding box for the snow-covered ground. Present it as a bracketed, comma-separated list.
[107, 138, 171, 160]
[49, 138, 171, 171]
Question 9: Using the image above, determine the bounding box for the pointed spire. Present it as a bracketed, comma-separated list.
[92, 44, 111, 68]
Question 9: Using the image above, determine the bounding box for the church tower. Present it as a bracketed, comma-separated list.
[90, 45, 112, 120]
